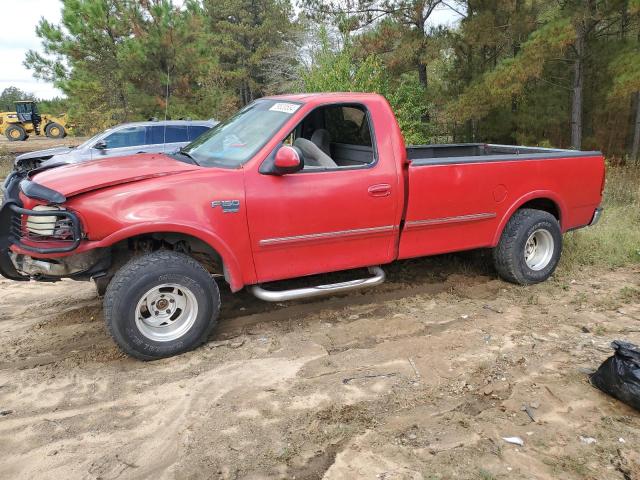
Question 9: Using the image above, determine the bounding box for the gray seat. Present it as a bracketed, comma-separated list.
[294, 129, 337, 168]
[311, 129, 331, 157]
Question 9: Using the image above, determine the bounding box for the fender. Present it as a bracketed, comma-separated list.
[93, 223, 249, 292]
[9, 221, 251, 292]
[491, 190, 567, 246]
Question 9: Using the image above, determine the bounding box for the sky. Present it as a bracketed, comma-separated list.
[0, 0, 462, 101]
[0, 0, 63, 99]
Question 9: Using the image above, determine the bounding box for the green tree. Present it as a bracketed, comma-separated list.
[200, 0, 300, 107]
[24, 0, 298, 130]
[445, 0, 637, 154]
[0, 87, 35, 111]
[300, 27, 389, 93]
[299, 26, 431, 143]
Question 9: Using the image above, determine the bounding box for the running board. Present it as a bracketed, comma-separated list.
[250, 266, 386, 302]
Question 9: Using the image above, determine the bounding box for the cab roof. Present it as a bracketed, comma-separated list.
[262, 92, 386, 105]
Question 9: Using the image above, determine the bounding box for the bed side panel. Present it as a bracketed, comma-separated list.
[398, 155, 604, 260]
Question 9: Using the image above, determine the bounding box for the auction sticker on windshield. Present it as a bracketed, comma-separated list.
[269, 103, 300, 114]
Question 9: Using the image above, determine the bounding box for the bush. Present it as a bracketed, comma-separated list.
[561, 165, 640, 270]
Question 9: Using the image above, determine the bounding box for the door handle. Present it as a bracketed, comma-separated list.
[368, 184, 391, 197]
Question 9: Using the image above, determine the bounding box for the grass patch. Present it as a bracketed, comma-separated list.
[618, 286, 640, 303]
[0, 157, 11, 179]
[561, 165, 640, 270]
[542, 454, 591, 477]
[0, 143, 11, 179]
[477, 469, 496, 480]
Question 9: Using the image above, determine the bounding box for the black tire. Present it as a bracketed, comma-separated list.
[5, 124, 27, 141]
[493, 208, 562, 285]
[104, 251, 220, 360]
[45, 122, 66, 138]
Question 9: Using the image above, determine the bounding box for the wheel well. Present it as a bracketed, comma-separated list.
[108, 232, 225, 279]
[518, 198, 560, 221]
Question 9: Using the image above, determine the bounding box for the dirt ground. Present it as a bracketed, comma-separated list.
[0, 135, 86, 154]
[0, 253, 639, 479]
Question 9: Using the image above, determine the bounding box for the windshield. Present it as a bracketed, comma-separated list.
[77, 128, 114, 149]
[182, 99, 301, 168]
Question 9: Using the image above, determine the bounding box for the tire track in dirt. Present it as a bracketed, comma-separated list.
[0, 264, 639, 479]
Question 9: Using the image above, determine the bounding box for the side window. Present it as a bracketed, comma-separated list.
[324, 106, 372, 147]
[285, 104, 375, 170]
[102, 126, 146, 149]
[164, 126, 189, 143]
[188, 125, 211, 141]
[147, 125, 166, 145]
[147, 125, 191, 144]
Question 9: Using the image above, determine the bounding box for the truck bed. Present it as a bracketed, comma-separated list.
[406, 143, 602, 165]
[399, 143, 605, 260]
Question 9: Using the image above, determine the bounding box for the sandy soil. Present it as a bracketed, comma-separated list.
[0, 254, 639, 480]
[0, 135, 86, 154]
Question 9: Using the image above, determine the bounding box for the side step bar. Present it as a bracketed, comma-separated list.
[250, 266, 386, 302]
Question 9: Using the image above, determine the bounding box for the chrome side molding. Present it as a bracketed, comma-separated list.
[250, 266, 386, 302]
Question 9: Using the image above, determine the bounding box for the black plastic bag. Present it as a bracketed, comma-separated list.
[590, 340, 640, 411]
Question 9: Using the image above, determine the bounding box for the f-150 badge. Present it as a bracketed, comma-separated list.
[211, 200, 240, 213]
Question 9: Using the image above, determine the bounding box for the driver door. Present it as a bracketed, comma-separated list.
[244, 103, 399, 283]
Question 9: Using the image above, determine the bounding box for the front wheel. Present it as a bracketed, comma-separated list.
[493, 208, 562, 285]
[103, 251, 220, 360]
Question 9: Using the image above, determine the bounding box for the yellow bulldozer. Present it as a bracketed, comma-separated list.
[0, 101, 68, 141]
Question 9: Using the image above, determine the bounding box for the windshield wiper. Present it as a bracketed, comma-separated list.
[177, 147, 199, 166]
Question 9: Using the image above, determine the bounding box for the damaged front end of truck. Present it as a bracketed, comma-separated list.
[0, 172, 110, 282]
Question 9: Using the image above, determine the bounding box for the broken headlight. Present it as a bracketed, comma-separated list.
[26, 205, 73, 239]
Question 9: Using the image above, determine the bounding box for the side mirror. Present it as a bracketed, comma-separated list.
[94, 140, 107, 152]
[260, 145, 304, 175]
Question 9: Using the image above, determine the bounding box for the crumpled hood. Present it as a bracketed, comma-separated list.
[30, 153, 200, 198]
[15, 146, 76, 163]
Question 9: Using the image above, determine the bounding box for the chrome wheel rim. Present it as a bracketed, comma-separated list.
[524, 229, 554, 271]
[134, 283, 198, 342]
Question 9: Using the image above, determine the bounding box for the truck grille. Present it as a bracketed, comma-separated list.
[5, 203, 82, 254]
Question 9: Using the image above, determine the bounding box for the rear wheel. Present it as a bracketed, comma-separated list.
[104, 251, 220, 360]
[5, 124, 26, 141]
[45, 122, 65, 138]
[493, 208, 562, 285]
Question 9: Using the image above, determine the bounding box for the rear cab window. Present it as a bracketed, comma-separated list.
[324, 106, 372, 147]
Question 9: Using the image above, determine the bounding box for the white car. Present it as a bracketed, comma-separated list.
[13, 119, 217, 172]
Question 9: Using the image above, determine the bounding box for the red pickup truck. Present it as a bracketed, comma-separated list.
[0, 93, 605, 359]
